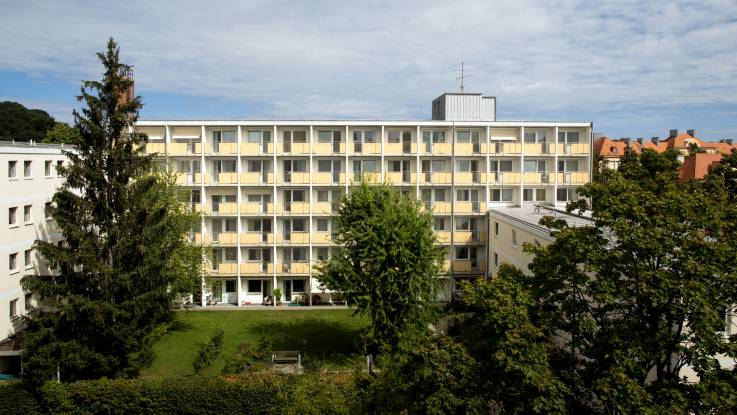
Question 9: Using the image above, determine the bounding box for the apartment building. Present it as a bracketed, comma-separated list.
[135, 93, 592, 306]
[0, 141, 67, 372]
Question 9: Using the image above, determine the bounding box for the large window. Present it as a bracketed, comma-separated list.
[524, 130, 548, 143]
[292, 279, 306, 293]
[557, 188, 578, 202]
[456, 130, 479, 143]
[388, 130, 411, 143]
[434, 217, 447, 231]
[455, 217, 477, 231]
[558, 131, 580, 144]
[247, 280, 262, 293]
[317, 130, 341, 143]
[247, 130, 272, 143]
[284, 130, 307, 143]
[491, 188, 514, 202]
[558, 160, 580, 172]
[490, 160, 514, 172]
[524, 160, 546, 172]
[353, 130, 376, 143]
[423, 131, 446, 143]
[523, 188, 547, 202]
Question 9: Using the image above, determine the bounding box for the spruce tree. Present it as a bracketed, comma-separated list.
[21, 38, 202, 384]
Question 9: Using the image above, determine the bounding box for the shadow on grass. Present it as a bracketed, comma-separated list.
[249, 317, 364, 368]
[169, 319, 194, 332]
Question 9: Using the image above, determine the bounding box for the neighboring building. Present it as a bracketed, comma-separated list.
[136, 93, 593, 306]
[487, 204, 593, 277]
[594, 129, 736, 177]
[0, 141, 67, 372]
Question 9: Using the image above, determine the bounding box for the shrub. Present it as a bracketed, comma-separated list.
[221, 342, 268, 375]
[192, 328, 225, 373]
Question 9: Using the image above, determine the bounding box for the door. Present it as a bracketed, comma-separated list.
[402, 160, 411, 183]
[225, 280, 237, 304]
[471, 160, 479, 183]
[332, 160, 341, 183]
[284, 160, 292, 183]
[284, 132, 292, 153]
[212, 131, 221, 153]
[212, 219, 222, 242]
[332, 131, 341, 153]
[402, 131, 411, 153]
[354, 132, 362, 153]
[284, 280, 292, 302]
[284, 191, 292, 212]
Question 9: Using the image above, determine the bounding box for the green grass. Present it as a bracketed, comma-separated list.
[141, 309, 368, 378]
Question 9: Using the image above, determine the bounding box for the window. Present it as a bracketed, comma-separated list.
[455, 246, 470, 260]
[45, 160, 52, 177]
[558, 160, 580, 172]
[388, 131, 401, 143]
[456, 131, 470, 143]
[9, 253, 18, 271]
[491, 188, 513, 202]
[558, 131, 580, 144]
[247, 249, 262, 261]
[435, 189, 446, 202]
[494, 222, 499, 237]
[225, 280, 237, 293]
[8, 161, 17, 178]
[56, 160, 63, 177]
[317, 160, 332, 172]
[9, 207, 17, 226]
[490, 160, 513, 172]
[512, 230, 518, 247]
[24, 249, 32, 268]
[25, 293, 32, 310]
[524, 188, 547, 202]
[317, 131, 332, 143]
[456, 189, 471, 202]
[289, 218, 306, 232]
[224, 248, 237, 262]
[434, 217, 447, 231]
[455, 217, 476, 231]
[9, 299, 17, 319]
[24, 205, 32, 223]
[524, 130, 548, 143]
[524, 160, 546, 172]
[292, 279, 306, 293]
[24, 161, 32, 177]
[423, 131, 446, 143]
[316, 247, 330, 261]
[248, 130, 271, 143]
[248, 280, 262, 293]
[284, 130, 307, 143]
[316, 190, 329, 202]
[316, 218, 329, 232]
[557, 188, 578, 202]
[45, 202, 52, 219]
[494, 252, 499, 267]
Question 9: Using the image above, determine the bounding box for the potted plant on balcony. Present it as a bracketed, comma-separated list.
[273, 288, 282, 305]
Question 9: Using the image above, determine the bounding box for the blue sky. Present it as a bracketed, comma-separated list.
[2, 0, 737, 140]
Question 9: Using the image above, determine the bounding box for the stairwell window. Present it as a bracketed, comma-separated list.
[512, 230, 518, 247]
[8, 161, 17, 179]
[56, 160, 63, 177]
[23, 161, 32, 178]
[24, 205, 32, 224]
[24, 249, 32, 269]
[9, 207, 17, 226]
[9, 253, 18, 272]
[45, 160, 52, 177]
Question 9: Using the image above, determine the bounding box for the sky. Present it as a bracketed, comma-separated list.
[1, 0, 737, 140]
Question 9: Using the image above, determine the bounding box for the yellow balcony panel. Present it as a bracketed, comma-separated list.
[240, 262, 270, 274]
[452, 260, 486, 273]
[312, 143, 345, 154]
[289, 232, 310, 244]
[280, 172, 310, 185]
[212, 173, 238, 184]
[241, 172, 273, 185]
[313, 172, 344, 185]
[558, 143, 590, 155]
[195, 143, 207, 155]
[431, 202, 452, 214]
[241, 142, 273, 155]
[313, 202, 336, 215]
[169, 142, 197, 155]
[175, 173, 199, 185]
[212, 233, 238, 244]
[419, 172, 452, 184]
[523, 143, 553, 156]
[192, 233, 209, 244]
[214, 263, 238, 274]
[557, 172, 589, 185]
[312, 232, 335, 244]
[240, 202, 273, 214]
[278, 202, 310, 214]
[442, 260, 452, 272]
[435, 231, 451, 243]
[350, 172, 380, 184]
[455, 201, 483, 214]
[193, 203, 209, 214]
[502, 143, 522, 155]
[207, 202, 238, 215]
[212, 143, 238, 155]
[453, 231, 482, 244]
[240, 232, 273, 244]
[384, 143, 417, 155]
[279, 143, 310, 154]
[490, 172, 521, 185]
[145, 142, 166, 155]
[425, 143, 452, 155]
[350, 142, 381, 154]
[277, 262, 311, 274]
[522, 172, 553, 185]
[454, 172, 485, 185]
[385, 172, 415, 185]
[455, 143, 486, 155]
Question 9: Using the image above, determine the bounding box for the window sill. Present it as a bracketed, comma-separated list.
[8, 178, 19, 181]
[9, 269, 19, 275]
[9, 224, 19, 229]
[23, 177, 33, 180]
[25, 265, 34, 270]
[25, 222, 34, 226]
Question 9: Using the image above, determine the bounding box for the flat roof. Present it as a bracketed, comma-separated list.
[489, 205, 593, 239]
[137, 120, 593, 127]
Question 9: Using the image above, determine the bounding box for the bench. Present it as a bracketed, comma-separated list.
[271, 350, 301, 367]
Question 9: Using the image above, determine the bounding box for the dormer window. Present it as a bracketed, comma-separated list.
[610, 146, 618, 154]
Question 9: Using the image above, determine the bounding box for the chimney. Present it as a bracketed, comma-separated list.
[118, 69, 135, 106]
[651, 136, 660, 145]
[726, 139, 734, 146]
[687, 129, 695, 137]
[669, 129, 678, 138]
[622, 137, 631, 145]
[637, 137, 643, 145]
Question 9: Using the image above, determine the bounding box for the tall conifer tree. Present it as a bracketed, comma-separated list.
[21, 38, 202, 384]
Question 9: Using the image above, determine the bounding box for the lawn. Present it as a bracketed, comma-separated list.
[140, 309, 368, 378]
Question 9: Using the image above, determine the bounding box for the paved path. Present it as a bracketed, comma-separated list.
[184, 304, 349, 311]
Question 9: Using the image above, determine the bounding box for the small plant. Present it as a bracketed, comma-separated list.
[273, 288, 282, 304]
[221, 342, 267, 375]
[192, 328, 225, 373]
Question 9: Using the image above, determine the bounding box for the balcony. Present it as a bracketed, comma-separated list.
[276, 202, 310, 214]
[384, 143, 417, 155]
[454, 172, 485, 185]
[490, 142, 521, 155]
[385, 171, 415, 185]
[434, 231, 451, 243]
[420, 172, 452, 185]
[240, 262, 273, 274]
[169, 142, 201, 156]
[556, 172, 589, 185]
[145, 142, 166, 155]
[313, 202, 338, 215]
[490, 172, 521, 185]
[420, 142, 452, 156]
[240, 232, 274, 244]
[277, 232, 310, 244]
[279, 142, 310, 155]
[212, 263, 238, 274]
[523, 143, 552, 156]
[452, 260, 486, 273]
[351, 172, 380, 183]
[523, 172, 551, 185]
[312, 232, 335, 244]
[279, 172, 310, 185]
[207, 202, 238, 215]
[453, 230, 483, 244]
[424, 202, 452, 214]
[455, 142, 486, 155]
[350, 142, 381, 154]
[211, 143, 238, 155]
[313, 172, 345, 185]
[455, 201, 484, 214]
[278, 262, 311, 274]
[192, 203, 208, 214]
[240, 202, 273, 214]
[241, 142, 273, 155]
[558, 143, 590, 155]
[210, 173, 238, 185]
[312, 143, 344, 154]
[209, 232, 238, 245]
[241, 172, 273, 185]
[175, 173, 200, 185]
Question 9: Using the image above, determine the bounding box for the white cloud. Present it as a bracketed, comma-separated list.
[1, 0, 737, 126]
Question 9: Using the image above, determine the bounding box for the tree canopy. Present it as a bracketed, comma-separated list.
[43, 122, 81, 144]
[0, 101, 56, 142]
[21, 38, 202, 386]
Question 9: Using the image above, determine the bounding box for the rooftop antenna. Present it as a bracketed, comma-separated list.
[454, 61, 472, 92]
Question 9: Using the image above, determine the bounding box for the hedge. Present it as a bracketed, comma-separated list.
[0, 373, 364, 415]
